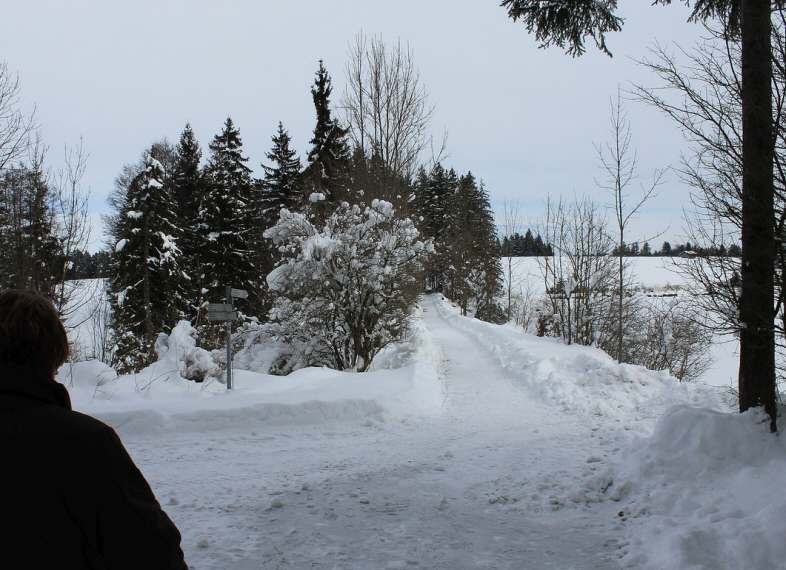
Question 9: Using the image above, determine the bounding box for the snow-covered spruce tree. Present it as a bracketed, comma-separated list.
[302, 61, 352, 216]
[0, 158, 62, 296]
[200, 118, 264, 321]
[443, 172, 504, 321]
[264, 199, 432, 373]
[170, 123, 205, 322]
[258, 122, 304, 308]
[413, 163, 457, 292]
[261, 121, 303, 228]
[109, 154, 185, 373]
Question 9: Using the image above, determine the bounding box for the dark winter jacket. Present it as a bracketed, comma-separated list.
[0, 362, 188, 570]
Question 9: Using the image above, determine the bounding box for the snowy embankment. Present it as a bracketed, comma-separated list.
[433, 294, 716, 424]
[58, 313, 444, 437]
[434, 297, 785, 570]
[60, 291, 784, 569]
[610, 405, 786, 569]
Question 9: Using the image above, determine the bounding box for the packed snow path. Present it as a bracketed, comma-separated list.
[125, 296, 622, 569]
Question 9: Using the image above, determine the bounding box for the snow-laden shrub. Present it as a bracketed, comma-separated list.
[264, 200, 433, 373]
[154, 320, 220, 382]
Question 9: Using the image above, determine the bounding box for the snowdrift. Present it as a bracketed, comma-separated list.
[611, 406, 786, 570]
[431, 295, 782, 570]
[58, 314, 445, 437]
[432, 294, 718, 422]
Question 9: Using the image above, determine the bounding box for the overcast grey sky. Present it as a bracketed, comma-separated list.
[2, 1, 707, 250]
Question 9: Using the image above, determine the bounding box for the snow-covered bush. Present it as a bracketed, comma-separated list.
[154, 320, 220, 382]
[264, 200, 432, 373]
[625, 296, 713, 382]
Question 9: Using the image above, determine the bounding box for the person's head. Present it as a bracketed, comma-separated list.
[0, 289, 69, 379]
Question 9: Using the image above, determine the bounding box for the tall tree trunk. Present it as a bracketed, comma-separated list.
[143, 215, 153, 348]
[739, 0, 777, 431]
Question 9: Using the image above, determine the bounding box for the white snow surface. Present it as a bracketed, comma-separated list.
[58, 294, 783, 570]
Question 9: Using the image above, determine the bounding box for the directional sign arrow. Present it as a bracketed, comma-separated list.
[230, 288, 249, 299]
[206, 310, 238, 322]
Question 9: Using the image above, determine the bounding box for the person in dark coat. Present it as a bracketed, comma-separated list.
[0, 289, 188, 569]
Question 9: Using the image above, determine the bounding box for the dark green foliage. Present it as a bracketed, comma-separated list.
[200, 118, 263, 317]
[347, 147, 414, 214]
[414, 164, 457, 292]
[501, 0, 623, 56]
[170, 123, 205, 321]
[110, 154, 185, 373]
[69, 249, 112, 279]
[0, 164, 62, 297]
[500, 229, 552, 256]
[261, 122, 303, 226]
[415, 165, 503, 318]
[501, 1, 757, 57]
[303, 61, 352, 211]
[443, 172, 503, 318]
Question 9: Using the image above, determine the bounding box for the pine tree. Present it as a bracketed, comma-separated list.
[200, 117, 261, 319]
[444, 172, 503, 320]
[303, 61, 351, 212]
[262, 122, 303, 226]
[110, 154, 184, 373]
[414, 163, 456, 291]
[170, 123, 204, 321]
[0, 163, 62, 296]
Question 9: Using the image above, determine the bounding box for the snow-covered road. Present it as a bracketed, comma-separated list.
[125, 296, 621, 569]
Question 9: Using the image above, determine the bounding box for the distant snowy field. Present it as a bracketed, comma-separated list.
[55, 283, 783, 569]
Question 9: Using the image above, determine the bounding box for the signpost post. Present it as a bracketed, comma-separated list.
[206, 286, 247, 390]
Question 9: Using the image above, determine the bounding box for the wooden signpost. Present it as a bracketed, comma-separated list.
[206, 287, 247, 390]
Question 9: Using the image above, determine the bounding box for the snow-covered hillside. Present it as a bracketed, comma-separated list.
[58, 294, 784, 569]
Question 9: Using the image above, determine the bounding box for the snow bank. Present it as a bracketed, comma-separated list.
[66, 362, 443, 438]
[59, 310, 445, 437]
[429, 295, 779, 570]
[432, 295, 718, 422]
[611, 405, 786, 570]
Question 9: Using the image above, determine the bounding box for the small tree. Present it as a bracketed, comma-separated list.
[595, 90, 664, 362]
[538, 194, 617, 347]
[264, 199, 431, 373]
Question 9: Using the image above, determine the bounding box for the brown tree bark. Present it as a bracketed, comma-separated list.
[739, 0, 777, 431]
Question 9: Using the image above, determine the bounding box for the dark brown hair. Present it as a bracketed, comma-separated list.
[0, 289, 69, 378]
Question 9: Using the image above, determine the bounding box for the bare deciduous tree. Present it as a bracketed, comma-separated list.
[0, 61, 36, 172]
[634, 20, 786, 383]
[538, 194, 617, 347]
[341, 33, 436, 186]
[53, 139, 92, 319]
[595, 89, 664, 362]
[499, 198, 529, 321]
